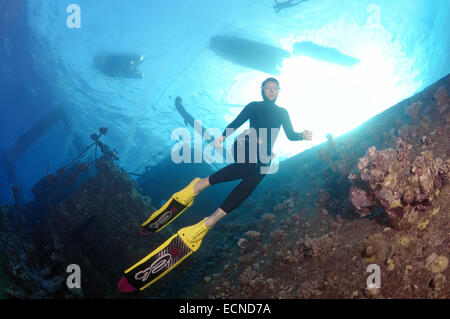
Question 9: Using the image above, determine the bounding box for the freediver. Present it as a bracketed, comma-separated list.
[273, 0, 307, 13]
[141, 77, 312, 241]
[119, 77, 313, 292]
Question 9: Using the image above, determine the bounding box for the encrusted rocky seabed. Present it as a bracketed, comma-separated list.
[196, 74, 449, 299]
[0, 74, 448, 299]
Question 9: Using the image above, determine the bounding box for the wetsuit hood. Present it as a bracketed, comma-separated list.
[261, 77, 279, 104]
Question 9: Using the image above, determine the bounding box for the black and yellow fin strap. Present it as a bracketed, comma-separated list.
[124, 233, 179, 274]
[141, 198, 173, 227]
[138, 249, 194, 290]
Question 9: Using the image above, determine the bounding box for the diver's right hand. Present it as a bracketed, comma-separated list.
[215, 136, 225, 148]
[302, 130, 313, 141]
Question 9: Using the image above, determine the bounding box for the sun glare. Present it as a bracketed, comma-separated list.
[270, 42, 412, 159]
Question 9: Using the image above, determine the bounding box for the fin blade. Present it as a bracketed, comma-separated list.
[139, 250, 193, 291]
[141, 178, 200, 233]
[141, 197, 173, 226]
[124, 234, 178, 273]
[121, 234, 193, 292]
[117, 276, 136, 293]
[141, 198, 188, 233]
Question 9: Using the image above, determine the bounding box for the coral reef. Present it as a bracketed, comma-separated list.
[1, 75, 448, 299]
[197, 74, 449, 300]
[434, 86, 449, 113]
[350, 140, 448, 229]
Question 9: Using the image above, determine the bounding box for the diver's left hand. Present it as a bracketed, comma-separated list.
[302, 130, 313, 141]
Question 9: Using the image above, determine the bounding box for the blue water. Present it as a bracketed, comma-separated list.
[1, 0, 449, 205]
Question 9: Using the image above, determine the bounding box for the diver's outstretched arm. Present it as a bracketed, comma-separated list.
[276, 0, 307, 11]
[273, 0, 280, 13]
[291, 0, 308, 5]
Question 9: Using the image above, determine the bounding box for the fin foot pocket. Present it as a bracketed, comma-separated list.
[178, 218, 210, 252]
[172, 177, 201, 206]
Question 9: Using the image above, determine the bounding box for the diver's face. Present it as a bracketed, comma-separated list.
[263, 81, 279, 101]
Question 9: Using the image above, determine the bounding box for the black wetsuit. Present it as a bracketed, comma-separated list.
[209, 92, 303, 214]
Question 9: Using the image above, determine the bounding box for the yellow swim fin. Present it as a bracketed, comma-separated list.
[118, 218, 211, 293]
[177, 217, 210, 252]
[141, 178, 200, 233]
